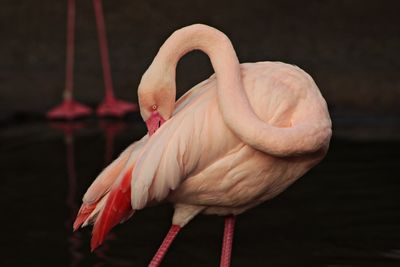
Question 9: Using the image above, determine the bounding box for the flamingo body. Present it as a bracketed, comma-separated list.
[74, 24, 332, 265]
[133, 62, 329, 223]
[75, 62, 329, 238]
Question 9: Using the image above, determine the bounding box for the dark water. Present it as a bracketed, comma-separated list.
[1, 120, 399, 267]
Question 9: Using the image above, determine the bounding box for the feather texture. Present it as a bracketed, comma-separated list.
[75, 62, 330, 249]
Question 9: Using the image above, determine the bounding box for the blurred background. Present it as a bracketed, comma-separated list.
[1, 0, 399, 135]
[0, 0, 399, 266]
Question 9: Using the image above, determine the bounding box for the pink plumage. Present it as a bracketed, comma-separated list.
[73, 202, 97, 231]
[74, 24, 332, 266]
[90, 169, 133, 251]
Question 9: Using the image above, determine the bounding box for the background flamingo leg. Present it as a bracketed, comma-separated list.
[149, 225, 181, 267]
[220, 215, 236, 267]
[47, 0, 92, 120]
[92, 0, 137, 117]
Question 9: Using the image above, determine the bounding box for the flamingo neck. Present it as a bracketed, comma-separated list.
[153, 24, 257, 143]
[150, 24, 330, 156]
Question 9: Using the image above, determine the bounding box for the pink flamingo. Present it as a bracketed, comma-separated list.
[48, 0, 136, 120]
[74, 24, 332, 266]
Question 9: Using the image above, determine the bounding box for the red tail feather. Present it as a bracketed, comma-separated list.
[73, 202, 98, 231]
[91, 169, 133, 251]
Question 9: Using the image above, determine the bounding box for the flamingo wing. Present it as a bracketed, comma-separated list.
[130, 76, 239, 210]
[73, 136, 148, 231]
[77, 74, 223, 250]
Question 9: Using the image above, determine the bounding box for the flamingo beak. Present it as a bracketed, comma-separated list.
[146, 111, 166, 136]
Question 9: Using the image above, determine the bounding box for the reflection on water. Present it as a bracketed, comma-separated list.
[51, 121, 134, 267]
[0, 120, 399, 266]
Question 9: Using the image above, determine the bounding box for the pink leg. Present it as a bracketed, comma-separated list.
[220, 216, 236, 267]
[47, 0, 92, 120]
[149, 225, 181, 267]
[92, 0, 137, 117]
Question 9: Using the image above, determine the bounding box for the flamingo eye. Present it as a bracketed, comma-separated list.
[152, 105, 157, 110]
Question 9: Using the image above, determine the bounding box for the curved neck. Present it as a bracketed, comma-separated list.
[153, 24, 256, 140]
[149, 24, 330, 156]
[157, 25, 240, 79]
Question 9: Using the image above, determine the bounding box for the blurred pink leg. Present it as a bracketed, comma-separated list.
[149, 225, 181, 267]
[220, 216, 235, 267]
[47, 0, 92, 120]
[92, 0, 137, 117]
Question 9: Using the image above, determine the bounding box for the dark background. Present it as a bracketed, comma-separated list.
[1, 1, 400, 266]
[1, 0, 399, 122]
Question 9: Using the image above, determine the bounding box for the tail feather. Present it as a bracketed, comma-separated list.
[83, 142, 139, 204]
[73, 202, 98, 231]
[73, 147, 132, 232]
[91, 168, 134, 251]
[82, 194, 109, 227]
[73, 137, 148, 251]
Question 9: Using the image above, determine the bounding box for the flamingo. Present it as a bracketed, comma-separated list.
[73, 24, 332, 266]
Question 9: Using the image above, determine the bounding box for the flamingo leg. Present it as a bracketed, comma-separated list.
[149, 225, 181, 267]
[92, 0, 137, 117]
[220, 215, 236, 267]
[47, 0, 92, 119]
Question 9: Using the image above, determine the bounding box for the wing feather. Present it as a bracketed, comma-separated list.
[131, 79, 215, 210]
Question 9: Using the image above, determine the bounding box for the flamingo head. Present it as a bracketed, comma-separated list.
[138, 71, 176, 136]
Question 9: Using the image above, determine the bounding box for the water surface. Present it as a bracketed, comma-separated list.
[1, 120, 399, 266]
